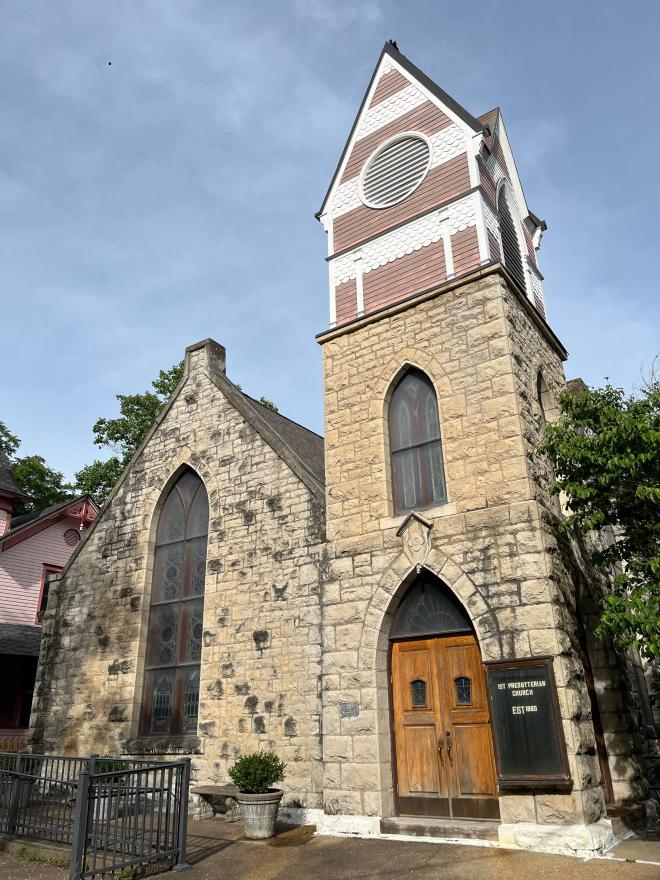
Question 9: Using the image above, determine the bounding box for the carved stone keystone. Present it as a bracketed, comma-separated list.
[396, 511, 433, 567]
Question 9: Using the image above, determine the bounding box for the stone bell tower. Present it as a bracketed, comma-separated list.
[313, 42, 650, 849]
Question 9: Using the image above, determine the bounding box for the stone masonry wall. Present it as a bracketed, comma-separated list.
[31, 342, 325, 810]
[319, 268, 612, 826]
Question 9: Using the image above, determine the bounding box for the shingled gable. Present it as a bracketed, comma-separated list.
[316, 40, 488, 221]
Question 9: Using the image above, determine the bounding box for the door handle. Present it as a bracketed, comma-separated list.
[437, 738, 444, 757]
[446, 730, 452, 758]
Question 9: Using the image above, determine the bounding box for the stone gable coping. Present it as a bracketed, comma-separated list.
[203, 362, 325, 501]
[57, 338, 325, 581]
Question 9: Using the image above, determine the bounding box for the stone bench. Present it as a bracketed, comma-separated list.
[191, 784, 242, 822]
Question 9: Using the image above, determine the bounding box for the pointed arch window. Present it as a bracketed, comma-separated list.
[497, 184, 527, 295]
[537, 372, 558, 425]
[140, 470, 208, 736]
[389, 369, 447, 514]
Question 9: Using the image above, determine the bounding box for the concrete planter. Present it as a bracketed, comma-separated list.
[235, 789, 283, 839]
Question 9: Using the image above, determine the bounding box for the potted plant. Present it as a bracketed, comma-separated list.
[228, 751, 286, 839]
[91, 756, 131, 821]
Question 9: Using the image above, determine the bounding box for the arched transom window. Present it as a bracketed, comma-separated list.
[140, 469, 208, 737]
[388, 369, 447, 514]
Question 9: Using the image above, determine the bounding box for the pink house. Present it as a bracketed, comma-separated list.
[0, 448, 98, 737]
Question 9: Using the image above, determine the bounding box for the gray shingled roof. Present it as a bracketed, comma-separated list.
[241, 394, 325, 486]
[0, 623, 42, 656]
[6, 499, 71, 533]
[0, 448, 28, 500]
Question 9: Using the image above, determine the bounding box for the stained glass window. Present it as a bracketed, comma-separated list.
[390, 574, 472, 640]
[411, 679, 427, 707]
[455, 676, 472, 705]
[184, 672, 200, 731]
[140, 469, 208, 736]
[389, 370, 447, 514]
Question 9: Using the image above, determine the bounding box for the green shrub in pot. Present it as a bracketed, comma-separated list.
[228, 752, 287, 839]
[228, 751, 286, 793]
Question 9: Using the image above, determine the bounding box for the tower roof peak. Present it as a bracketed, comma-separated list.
[317, 42, 487, 220]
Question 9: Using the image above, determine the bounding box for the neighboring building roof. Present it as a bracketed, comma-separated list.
[241, 394, 325, 487]
[0, 448, 29, 501]
[566, 378, 589, 397]
[0, 622, 42, 656]
[0, 495, 98, 551]
[8, 500, 70, 532]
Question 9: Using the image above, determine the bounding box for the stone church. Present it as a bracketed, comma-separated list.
[31, 42, 657, 854]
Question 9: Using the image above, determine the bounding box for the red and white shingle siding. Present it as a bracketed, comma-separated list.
[322, 57, 489, 328]
[320, 53, 548, 330]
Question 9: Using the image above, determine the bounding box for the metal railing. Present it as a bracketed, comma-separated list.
[0, 752, 191, 879]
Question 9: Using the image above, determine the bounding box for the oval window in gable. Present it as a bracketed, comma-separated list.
[360, 134, 431, 209]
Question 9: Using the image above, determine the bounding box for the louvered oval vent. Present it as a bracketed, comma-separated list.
[498, 188, 527, 294]
[361, 135, 431, 208]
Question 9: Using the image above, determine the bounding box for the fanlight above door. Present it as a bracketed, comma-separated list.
[390, 573, 472, 640]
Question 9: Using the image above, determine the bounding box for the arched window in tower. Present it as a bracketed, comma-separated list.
[140, 469, 208, 736]
[388, 369, 447, 514]
[537, 372, 558, 424]
[497, 184, 527, 295]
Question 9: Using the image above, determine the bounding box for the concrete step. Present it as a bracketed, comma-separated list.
[380, 816, 500, 841]
[0, 836, 70, 866]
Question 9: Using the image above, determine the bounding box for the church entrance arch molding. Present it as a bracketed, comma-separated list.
[358, 551, 499, 820]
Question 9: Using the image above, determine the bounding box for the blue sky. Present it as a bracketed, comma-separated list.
[1, 1, 659, 481]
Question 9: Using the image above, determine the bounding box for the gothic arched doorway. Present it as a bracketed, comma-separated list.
[389, 572, 499, 820]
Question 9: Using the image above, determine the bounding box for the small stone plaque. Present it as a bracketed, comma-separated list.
[338, 702, 359, 719]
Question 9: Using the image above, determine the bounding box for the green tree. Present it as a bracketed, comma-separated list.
[539, 378, 660, 661]
[0, 420, 20, 457]
[74, 363, 279, 504]
[0, 420, 73, 516]
[257, 396, 279, 412]
[74, 362, 185, 505]
[11, 456, 73, 515]
[233, 384, 279, 413]
[74, 457, 125, 505]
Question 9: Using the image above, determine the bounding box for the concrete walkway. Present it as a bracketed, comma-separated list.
[180, 821, 660, 880]
[1, 820, 658, 880]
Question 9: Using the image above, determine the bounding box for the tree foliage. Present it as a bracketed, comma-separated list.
[74, 457, 125, 506]
[11, 456, 73, 515]
[0, 420, 20, 458]
[74, 362, 185, 505]
[0, 420, 73, 516]
[539, 379, 660, 661]
[3, 359, 280, 515]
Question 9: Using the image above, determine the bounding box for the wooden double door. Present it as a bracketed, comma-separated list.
[391, 634, 499, 820]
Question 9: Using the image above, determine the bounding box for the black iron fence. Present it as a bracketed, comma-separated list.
[0, 752, 191, 879]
